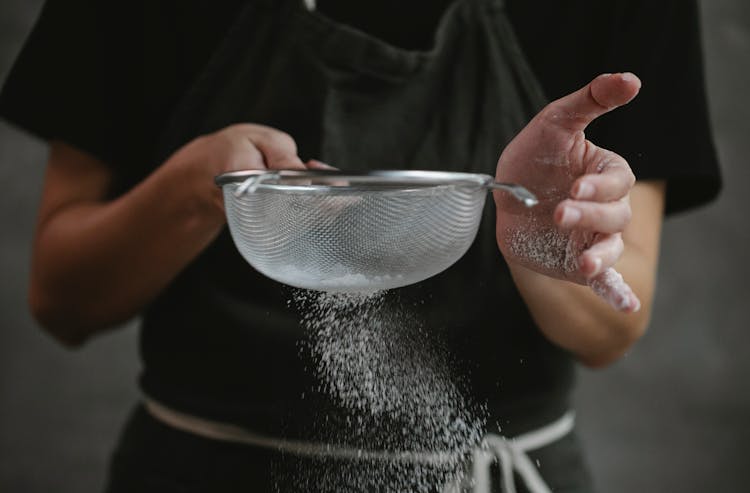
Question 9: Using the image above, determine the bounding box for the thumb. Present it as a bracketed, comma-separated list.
[543, 72, 641, 133]
[587, 268, 641, 313]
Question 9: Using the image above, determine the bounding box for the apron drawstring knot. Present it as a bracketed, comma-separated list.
[446, 412, 575, 493]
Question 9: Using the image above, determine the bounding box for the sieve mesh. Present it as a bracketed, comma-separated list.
[222, 176, 488, 292]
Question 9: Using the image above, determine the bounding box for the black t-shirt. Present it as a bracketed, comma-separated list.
[0, 0, 721, 438]
[1, 0, 721, 211]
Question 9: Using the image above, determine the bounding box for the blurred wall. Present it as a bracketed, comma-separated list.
[1, 1, 748, 491]
[573, 1, 750, 490]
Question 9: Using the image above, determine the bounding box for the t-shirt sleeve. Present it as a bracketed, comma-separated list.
[509, 0, 721, 214]
[0, 0, 142, 168]
[591, 0, 721, 214]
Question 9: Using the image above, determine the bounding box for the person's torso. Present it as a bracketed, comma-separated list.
[131, 0, 575, 440]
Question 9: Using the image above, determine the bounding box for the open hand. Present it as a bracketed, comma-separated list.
[494, 73, 642, 313]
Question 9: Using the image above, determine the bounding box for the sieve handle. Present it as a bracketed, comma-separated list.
[485, 181, 538, 207]
[233, 171, 280, 197]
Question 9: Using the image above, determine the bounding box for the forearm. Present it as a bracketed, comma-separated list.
[30, 126, 310, 346]
[508, 246, 655, 367]
[30, 159, 225, 345]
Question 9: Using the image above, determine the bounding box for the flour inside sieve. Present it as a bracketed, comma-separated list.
[270, 264, 406, 293]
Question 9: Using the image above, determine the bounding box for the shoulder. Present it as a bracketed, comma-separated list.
[505, 0, 703, 98]
[0, 0, 244, 169]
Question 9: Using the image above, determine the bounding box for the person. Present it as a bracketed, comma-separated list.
[0, 0, 720, 491]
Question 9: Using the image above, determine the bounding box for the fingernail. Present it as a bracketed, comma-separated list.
[589, 257, 602, 277]
[574, 181, 595, 199]
[620, 72, 636, 82]
[308, 159, 337, 170]
[630, 296, 642, 313]
[560, 206, 581, 227]
[600, 73, 613, 78]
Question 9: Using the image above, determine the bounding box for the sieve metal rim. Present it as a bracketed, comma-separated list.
[215, 169, 494, 192]
[216, 169, 538, 206]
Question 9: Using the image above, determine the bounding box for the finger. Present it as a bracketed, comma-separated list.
[571, 154, 635, 202]
[236, 143, 267, 170]
[578, 233, 624, 278]
[555, 197, 632, 233]
[542, 73, 641, 133]
[248, 129, 306, 170]
[306, 159, 339, 170]
[588, 268, 641, 313]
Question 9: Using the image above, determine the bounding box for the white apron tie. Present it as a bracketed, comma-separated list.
[444, 412, 575, 493]
[145, 397, 573, 492]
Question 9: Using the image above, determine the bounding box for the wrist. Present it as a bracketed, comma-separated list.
[157, 148, 227, 232]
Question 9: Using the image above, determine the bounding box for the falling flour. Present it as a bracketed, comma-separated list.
[290, 290, 486, 492]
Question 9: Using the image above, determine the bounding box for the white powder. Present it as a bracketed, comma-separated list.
[270, 264, 405, 293]
[507, 222, 640, 312]
[290, 290, 486, 492]
[506, 218, 581, 275]
[588, 267, 641, 313]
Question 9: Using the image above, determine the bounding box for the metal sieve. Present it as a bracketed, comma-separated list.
[215, 170, 537, 292]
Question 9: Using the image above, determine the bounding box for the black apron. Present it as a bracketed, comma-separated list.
[123, 0, 594, 491]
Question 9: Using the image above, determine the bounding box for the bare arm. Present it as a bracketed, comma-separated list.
[495, 73, 665, 366]
[30, 124, 309, 346]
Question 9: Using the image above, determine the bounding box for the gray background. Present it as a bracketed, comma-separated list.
[0, 1, 748, 491]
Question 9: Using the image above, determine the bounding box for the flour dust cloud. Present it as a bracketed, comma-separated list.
[289, 290, 486, 492]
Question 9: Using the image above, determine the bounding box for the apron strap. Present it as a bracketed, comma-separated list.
[144, 396, 463, 465]
[146, 396, 572, 492]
